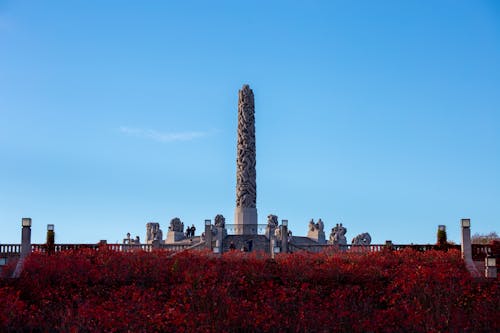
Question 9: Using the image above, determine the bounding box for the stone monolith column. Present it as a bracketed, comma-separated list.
[234, 84, 257, 234]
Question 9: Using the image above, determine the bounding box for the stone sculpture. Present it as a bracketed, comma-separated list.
[268, 215, 278, 227]
[146, 222, 163, 244]
[166, 218, 185, 243]
[168, 218, 184, 233]
[329, 223, 347, 246]
[307, 218, 326, 244]
[308, 219, 324, 232]
[214, 214, 226, 228]
[274, 226, 282, 239]
[234, 84, 258, 234]
[266, 214, 279, 238]
[352, 233, 372, 245]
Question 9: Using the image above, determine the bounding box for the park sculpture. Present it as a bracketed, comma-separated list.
[234, 84, 258, 234]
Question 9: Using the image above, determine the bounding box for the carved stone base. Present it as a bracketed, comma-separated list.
[234, 207, 258, 235]
[166, 231, 185, 244]
[307, 229, 326, 244]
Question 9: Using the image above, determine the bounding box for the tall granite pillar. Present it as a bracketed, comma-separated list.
[234, 84, 257, 235]
[21, 218, 32, 258]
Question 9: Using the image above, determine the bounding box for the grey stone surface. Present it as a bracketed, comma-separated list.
[234, 85, 257, 232]
[351, 232, 372, 245]
[146, 222, 163, 244]
[214, 214, 226, 228]
[166, 231, 185, 244]
[329, 223, 347, 245]
[223, 235, 269, 253]
[234, 207, 258, 235]
[307, 218, 326, 244]
[168, 218, 184, 233]
[265, 214, 278, 239]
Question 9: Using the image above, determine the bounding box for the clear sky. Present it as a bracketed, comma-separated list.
[1, 1, 499, 245]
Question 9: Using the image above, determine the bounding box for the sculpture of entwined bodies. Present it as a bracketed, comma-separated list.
[236, 85, 256, 209]
[329, 223, 347, 245]
[168, 218, 184, 233]
[352, 232, 372, 245]
[214, 214, 226, 228]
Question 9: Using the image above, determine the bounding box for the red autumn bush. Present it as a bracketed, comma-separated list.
[0, 248, 498, 332]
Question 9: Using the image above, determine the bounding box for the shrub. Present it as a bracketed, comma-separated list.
[0, 249, 498, 332]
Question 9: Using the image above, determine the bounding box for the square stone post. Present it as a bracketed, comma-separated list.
[485, 256, 497, 279]
[216, 227, 224, 254]
[460, 219, 472, 261]
[281, 220, 288, 254]
[204, 220, 212, 251]
[21, 218, 32, 258]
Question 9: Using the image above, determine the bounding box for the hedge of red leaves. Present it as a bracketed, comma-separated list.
[1, 248, 498, 332]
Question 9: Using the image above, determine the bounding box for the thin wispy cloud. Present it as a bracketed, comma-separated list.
[119, 126, 208, 143]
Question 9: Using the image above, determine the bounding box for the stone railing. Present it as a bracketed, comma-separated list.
[471, 244, 493, 260]
[288, 243, 462, 254]
[160, 243, 198, 252]
[225, 224, 269, 235]
[0, 244, 21, 254]
[106, 244, 153, 252]
[0, 243, 193, 255]
[32, 244, 102, 253]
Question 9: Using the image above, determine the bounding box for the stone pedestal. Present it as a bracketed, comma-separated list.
[461, 219, 472, 261]
[204, 221, 213, 250]
[234, 207, 258, 235]
[21, 226, 31, 258]
[307, 229, 326, 244]
[281, 224, 288, 253]
[485, 257, 497, 279]
[166, 231, 184, 244]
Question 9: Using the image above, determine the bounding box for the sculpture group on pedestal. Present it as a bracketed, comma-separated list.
[352, 232, 372, 245]
[146, 223, 163, 244]
[307, 218, 326, 244]
[308, 219, 324, 232]
[168, 218, 184, 233]
[214, 214, 226, 229]
[123, 232, 141, 245]
[166, 218, 185, 244]
[266, 214, 279, 238]
[329, 223, 347, 245]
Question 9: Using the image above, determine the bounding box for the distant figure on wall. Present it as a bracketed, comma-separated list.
[123, 232, 131, 244]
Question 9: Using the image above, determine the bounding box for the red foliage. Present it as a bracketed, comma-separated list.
[0, 249, 498, 332]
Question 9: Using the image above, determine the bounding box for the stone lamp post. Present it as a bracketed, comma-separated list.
[46, 224, 55, 255]
[281, 220, 288, 254]
[460, 219, 472, 261]
[204, 219, 212, 251]
[21, 218, 32, 258]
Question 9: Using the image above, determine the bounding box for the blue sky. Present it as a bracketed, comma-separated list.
[1, 1, 499, 245]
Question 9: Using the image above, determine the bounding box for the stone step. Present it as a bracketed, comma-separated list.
[223, 235, 270, 253]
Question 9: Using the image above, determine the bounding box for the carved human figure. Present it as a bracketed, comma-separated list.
[352, 232, 372, 245]
[266, 214, 279, 238]
[214, 214, 226, 228]
[235, 85, 256, 209]
[309, 219, 316, 231]
[267, 214, 279, 228]
[329, 223, 347, 245]
[168, 218, 184, 233]
[274, 226, 282, 239]
[146, 223, 163, 243]
[317, 219, 324, 232]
